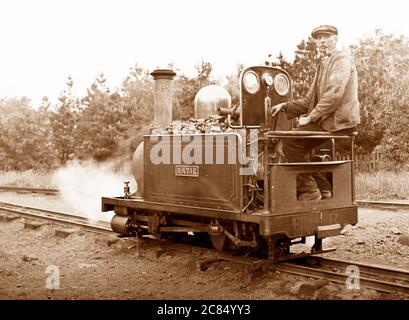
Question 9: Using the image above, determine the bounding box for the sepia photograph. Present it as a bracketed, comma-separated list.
[0, 0, 408, 314]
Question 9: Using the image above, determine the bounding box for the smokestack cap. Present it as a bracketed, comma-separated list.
[151, 69, 176, 80]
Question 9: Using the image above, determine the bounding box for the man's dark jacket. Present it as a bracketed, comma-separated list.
[285, 50, 360, 132]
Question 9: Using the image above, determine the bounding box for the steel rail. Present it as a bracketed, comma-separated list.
[0, 202, 112, 236]
[176, 246, 409, 294]
[155, 242, 409, 295]
[356, 200, 409, 211]
[317, 257, 409, 282]
[276, 256, 409, 294]
[0, 186, 59, 195]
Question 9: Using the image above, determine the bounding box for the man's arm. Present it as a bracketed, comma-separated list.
[309, 55, 353, 122]
[284, 72, 317, 119]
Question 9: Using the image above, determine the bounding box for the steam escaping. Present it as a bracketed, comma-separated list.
[52, 160, 137, 222]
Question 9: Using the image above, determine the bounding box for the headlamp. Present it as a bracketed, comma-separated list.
[243, 71, 260, 94]
[273, 74, 290, 96]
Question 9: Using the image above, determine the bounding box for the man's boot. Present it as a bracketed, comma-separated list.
[297, 174, 322, 202]
[313, 173, 332, 199]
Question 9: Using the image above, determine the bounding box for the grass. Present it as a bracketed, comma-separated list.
[1, 169, 408, 201]
[356, 171, 409, 200]
[0, 170, 56, 188]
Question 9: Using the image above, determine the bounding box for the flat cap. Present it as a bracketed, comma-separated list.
[311, 25, 338, 39]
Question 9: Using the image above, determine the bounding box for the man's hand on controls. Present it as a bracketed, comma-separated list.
[271, 103, 286, 117]
[298, 115, 312, 126]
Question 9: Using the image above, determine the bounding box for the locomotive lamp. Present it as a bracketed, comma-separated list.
[242, 70, 260, 94]
[273, 73, 290, 96]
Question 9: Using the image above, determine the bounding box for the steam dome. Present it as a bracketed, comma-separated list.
[194, 85, 232, 118]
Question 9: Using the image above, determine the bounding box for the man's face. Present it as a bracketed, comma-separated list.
[315, 33, 337, 56]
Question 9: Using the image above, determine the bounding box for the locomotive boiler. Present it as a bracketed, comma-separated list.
[101, 66, 358, 261]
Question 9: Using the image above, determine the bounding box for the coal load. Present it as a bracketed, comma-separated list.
[150, 115, 238, 135]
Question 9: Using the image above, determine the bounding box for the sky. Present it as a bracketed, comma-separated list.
[1, 0, 409, 107]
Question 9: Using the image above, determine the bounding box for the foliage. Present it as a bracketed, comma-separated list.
[272, 39, 320, 100]
[173, 60, 214, 120]
[75, 67, 155, 162]
[76, 74, 121, 161]
[173, 74, 198, 120]
[224, 64, 244, 108]
[0, 97, 57, 170]
[120, 65, 154, 126]
[350, 30, 409, 162]
[116, 65, 154, 157]
[50, 77, 80, 165]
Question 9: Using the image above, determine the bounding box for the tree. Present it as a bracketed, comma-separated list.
[271, 52, 292, 72]
[75, 67, 155, 162]
[0, 97, 57, 170]
[75, 73, 118, 161]
[173, 74, 198, 120]
[196, 59, 213, 88]
[50, 76, 80, 165]
[350, 30, 409, 163]
[224, 63, 244, 108]
[117, 65, 155, 156]
[120, 65, 154, 126]
[173, 60, 214, 120]
[285, 38, 320, 99]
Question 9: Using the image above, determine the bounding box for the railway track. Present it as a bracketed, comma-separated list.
[277, 256, 409, 294]
[196, 254, 409, 294]
[0, 201, 408, 295]
[0, 201, 111, 235]
[0, 186, 59, 195]
[356, 200, 409, 211]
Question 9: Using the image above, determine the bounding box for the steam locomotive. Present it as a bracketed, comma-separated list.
[101, 66, 358, 261]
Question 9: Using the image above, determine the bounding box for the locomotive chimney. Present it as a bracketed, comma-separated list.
[150, 69, 176, 127]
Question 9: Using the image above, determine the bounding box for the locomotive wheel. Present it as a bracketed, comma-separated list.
[210, 234, 227, 252]
[274, 238, 291, 257]
[263, 236, 291, 259]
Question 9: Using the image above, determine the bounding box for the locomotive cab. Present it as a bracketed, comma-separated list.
[101, 66, 358, 262]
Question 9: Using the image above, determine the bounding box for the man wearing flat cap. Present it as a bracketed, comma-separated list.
[271, 24, 360, 201]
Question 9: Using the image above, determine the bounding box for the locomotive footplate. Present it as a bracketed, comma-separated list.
[102, 196, 357, 238]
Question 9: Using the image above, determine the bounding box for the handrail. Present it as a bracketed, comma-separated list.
[269, 160, 350, 166]
[266, 130, 357, 139]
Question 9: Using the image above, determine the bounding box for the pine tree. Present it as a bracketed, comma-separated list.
[50, 76, 79, 165]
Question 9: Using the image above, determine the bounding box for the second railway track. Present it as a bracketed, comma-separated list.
[0, 186, 59, 195]
[356, 200, 409, 211]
